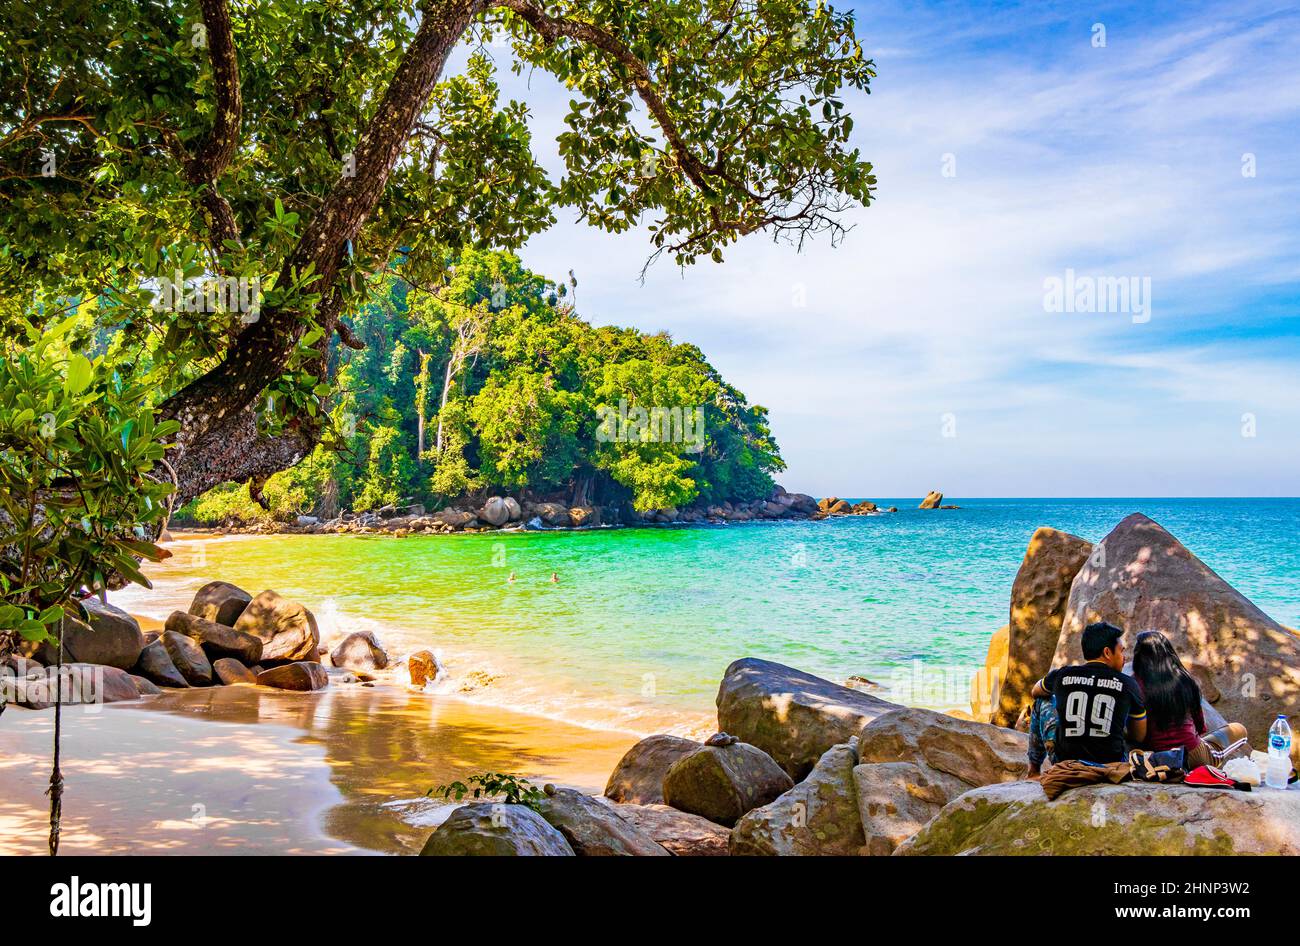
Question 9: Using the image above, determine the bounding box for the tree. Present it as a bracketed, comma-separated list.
[1, 0, 876, 511]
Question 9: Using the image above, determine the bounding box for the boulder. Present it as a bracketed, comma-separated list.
[502, 497, 522, 521]
[162, 631, 213, 686]
[603, 734, 701, 805]
[132, 637, 190, 688]
[828, 499, 851, 515]
[433, 509, 477, 529]
[852, 501, 878, 514]
[853, 761, 959, 855]
[329, 630, 390, 671]
[969, 625, 1009, 721]
[568, 506, 599, 527]
[234, 590, 320, 663]
[856, 706, 1027, 788]
[597, 802, 730, 856]
[256, 661, 329, 691]
[533, 502, 572, 527]
[480, 496, 511, 527]
[188, 580, 253, 626]
[13, 663, 140, 708]
[165, 610, 263, 665]
[535, 787, 669, 856]
[850, 707, 1030, 855]
[37, 599, 144, 670]
[817, 497, 839, 513]
[992, 527, 1093, 727]
[896, 781, 1300, 856]
[420, 803, 574, 856]
[1053, 513, 1300, 762]
[212, 657, 258, 685]
[661, 742, 794, 827]
[919, 490, 943, 509]
[786, 493, 819, 515]
[407, 650, 439, 687]
[131, 675, 162, 696]
[716, 657, 900, 779]
[730, 742, 865, 856]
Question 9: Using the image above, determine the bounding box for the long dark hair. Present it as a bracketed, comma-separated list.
[1131, 630, 1202, 731]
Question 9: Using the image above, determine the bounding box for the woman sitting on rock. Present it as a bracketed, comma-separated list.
[1131, 630, 1249, 768]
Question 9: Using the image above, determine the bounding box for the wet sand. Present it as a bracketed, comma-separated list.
[0, 683, 637, 855]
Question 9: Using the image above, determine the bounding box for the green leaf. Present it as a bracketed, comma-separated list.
[65, 354, 93, 395]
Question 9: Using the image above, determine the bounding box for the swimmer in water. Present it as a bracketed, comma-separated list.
[550, 572, 559, 583]
[507, 571, 516, 584]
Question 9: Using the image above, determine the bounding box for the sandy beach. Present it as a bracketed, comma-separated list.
[0, 682, 636, 855]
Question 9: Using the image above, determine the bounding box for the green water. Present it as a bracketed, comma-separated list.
[116, 499, 1300, 736]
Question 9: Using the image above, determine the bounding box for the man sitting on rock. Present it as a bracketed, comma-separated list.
[1026, 621, 1147, 778]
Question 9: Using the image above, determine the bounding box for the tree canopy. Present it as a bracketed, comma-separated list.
[0, 0, 874, 639]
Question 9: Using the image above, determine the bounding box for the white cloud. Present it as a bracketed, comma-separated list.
[482, 1, 1300, 496]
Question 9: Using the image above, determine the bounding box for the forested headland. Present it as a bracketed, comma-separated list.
[181, 249, 785, 526]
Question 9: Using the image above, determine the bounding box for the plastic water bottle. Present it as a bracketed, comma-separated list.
[1265, 715, 1292, 790]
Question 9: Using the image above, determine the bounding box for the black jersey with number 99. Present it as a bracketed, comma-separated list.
[1044, 662, 1146, 764]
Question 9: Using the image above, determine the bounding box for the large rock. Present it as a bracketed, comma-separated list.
[420, 803, 575, 856]
[852, 707, 1029, 854]
[162, 630, 213, 686]
[433, 509, 477, 529]
[992, 527, 1093, 727]
[37, 599, 144, 670]
[853, 761, 959, 855]
[479, 496, 511, 527]
[212, 657, 258, 685]
[717, 657, 900, 780]
[919, 490, 943, 509]
[603, 734, 701, 805]
[532, 502, 572, 527]
[1053, 513, 1300, 762]
[187, 580, 252, 626]
[166, 610, 263, 665]
[661, 742, 794, 827]
[896, 781, 1300, 856]
[730, 742, 865, 856]
[234, 590, 320, 663]
[598, 802, 730, 856]
[857, 706, 1027, 787]
[969, 625, 1009, 721]
[132, 637, 190, 689]
[13, 663, 141, 708]
[256, 661, 329, 691]
[535, 787, 669, 856]
[502, 497, 522, 521]
[568, 506, 599, 527]
[329, 630, 389, 671]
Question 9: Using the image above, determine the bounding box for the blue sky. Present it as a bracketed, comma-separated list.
[491, 0, 1300, 497]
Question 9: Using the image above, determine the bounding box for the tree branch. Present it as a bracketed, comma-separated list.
[496, 0, 718, 196]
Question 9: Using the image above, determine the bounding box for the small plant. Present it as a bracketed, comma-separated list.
[428, 772, 546, 811]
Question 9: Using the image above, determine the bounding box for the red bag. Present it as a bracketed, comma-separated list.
[1184, 764, 1251, 791]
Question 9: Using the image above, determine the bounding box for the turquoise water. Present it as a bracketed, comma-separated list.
[119, 499, 1300, 736]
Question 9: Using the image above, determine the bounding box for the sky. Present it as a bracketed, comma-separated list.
[487, 0, 1300, 498]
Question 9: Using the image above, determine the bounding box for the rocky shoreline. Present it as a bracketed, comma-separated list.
[414, 511, 1299, 856]
[5, 509, 1294, 856]
[177, 486, 959, 537]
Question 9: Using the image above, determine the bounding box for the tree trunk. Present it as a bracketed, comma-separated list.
[159, 0, 485, 508]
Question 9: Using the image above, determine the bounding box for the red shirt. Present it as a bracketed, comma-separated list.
[1137, 680, 1206, 751]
